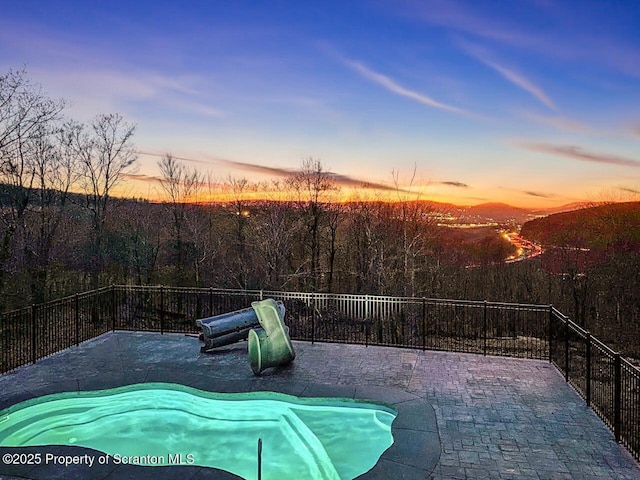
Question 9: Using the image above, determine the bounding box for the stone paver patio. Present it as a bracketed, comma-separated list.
[1, 331, 639, 479]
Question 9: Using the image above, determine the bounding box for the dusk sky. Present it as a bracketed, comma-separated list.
[2, 1, 640, 207]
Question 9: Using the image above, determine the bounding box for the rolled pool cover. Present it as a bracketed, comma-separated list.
[196, 301, 285, 352]
[248, 299, 296, 375]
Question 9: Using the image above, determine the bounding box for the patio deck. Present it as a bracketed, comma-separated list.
[0, 331, 639, 480]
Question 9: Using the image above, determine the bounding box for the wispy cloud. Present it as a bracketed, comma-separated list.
[0, 19, 224, 120]
[458, 40, 556, 110]
[341, 57, 468, 115]
[391, 1, 640, 79]
[138, 151, 212, 165]
[483, 59, 555, 110]
[216, 159, 297, 177]
[28, 67, 225, 121]
[522, 115, 635, 138]
[122, 173, 163, 183]
[218, 158, 412, 193]
[524, 190, 554, 198]
[518, 142, 640, 168]
[499, 186, 556, 199]
[328, 173, 406, 192]
[439, 181, 470, 188]
[393, 0, 528, 46]
[122, 172, 220, 192]
[140, 151, 405, 192]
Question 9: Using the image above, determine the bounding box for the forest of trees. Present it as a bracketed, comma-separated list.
[1, 68, 639, 361]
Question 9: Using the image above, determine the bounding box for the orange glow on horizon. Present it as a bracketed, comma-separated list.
[104, 170, 628, 210]
[110, 181, 581, 209]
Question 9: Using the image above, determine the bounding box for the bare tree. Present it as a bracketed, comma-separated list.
[158, 154, 204, 284]
[342, 197, 388, 294]
[0, 68, 64, 158]
[392, 167, 426, 296]
[113, 199, 161, 285]
[224, 176, 253, 289]
[22, 120, 81, 302]
[253, 179, 303, 289]
[75, 113, 137, 287]
[288, 158, 336, 291]
[325, 194, 343, 293]
[228, 176, 250, 254]
[181, 170, 211, 287]
[190, 171, 222, 287]
[382, 166, 448, 297]
[0, 68, 65, 307]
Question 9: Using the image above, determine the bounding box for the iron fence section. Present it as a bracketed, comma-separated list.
[0, 306, 31, 373]
[114, 286, 262, 333]
[252, 291, 550, 356]
[0, 285, 638, 461]
[550, 308, 639, 461]
[0, 288, 113, 373]
[621, 358, 640, 462]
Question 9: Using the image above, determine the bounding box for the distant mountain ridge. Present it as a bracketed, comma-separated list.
[534, 202, 605, 216]
[521, 201, 640, 249]
[421, 201, 591, 224]
[462, 203, 530, 223]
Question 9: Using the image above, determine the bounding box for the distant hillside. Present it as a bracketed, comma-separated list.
[534, 202, 603, 216]
[0, 182, 85, 207]
[444, 202, 594, 225]
[463, 203, 531, 223]
[521, 202, 640, 250]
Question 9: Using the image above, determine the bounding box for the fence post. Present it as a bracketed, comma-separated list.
[209, 287, 213, 316]
[614, 353, 621, 442]
[111, 285, 117, 331]
[122, 286, 128, 328]
[421, 297, 426, 351]
[160, 286, 165, 335]
[311, 292, 316, 344]
[75, 294, 80, 346]
[483, 300, 488, 356]
[585, 332, 591, 407]
[31, 304, 36, 364]
[548, 305, 553, 363]
[564, 316, 569, 382]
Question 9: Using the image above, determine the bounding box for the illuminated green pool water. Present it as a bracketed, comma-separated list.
[0, 383, 396, 480]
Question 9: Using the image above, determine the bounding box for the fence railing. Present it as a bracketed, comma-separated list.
[0, 285, 638, 461]
[549, 307, 639, 462]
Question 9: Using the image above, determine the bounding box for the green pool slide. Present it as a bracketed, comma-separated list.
[249, 299, 296, 375]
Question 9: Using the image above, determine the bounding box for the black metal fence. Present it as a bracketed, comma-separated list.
[0, 285, 638, 461]
[549, 307, 639, 462]
[0, 287, 114, 373]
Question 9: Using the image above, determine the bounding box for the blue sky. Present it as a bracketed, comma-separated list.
[1, 0, 639, 207]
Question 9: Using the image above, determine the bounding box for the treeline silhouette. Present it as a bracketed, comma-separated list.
[0, 180, 515, 302]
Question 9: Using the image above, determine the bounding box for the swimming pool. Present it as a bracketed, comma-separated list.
[0, 383, 396, 480]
